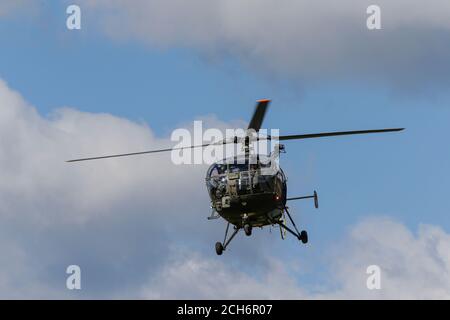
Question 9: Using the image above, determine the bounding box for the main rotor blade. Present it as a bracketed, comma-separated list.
[67, 127, 404, 162]
[274, 128, 404, 141]
[66, 142, 214, 162]
[248, 99, 270, 132]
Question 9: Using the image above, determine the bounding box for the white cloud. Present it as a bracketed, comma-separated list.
[79, 0, 450, 89]
[141, 250, 308, 299]
[141, 217, 450, 299]
[0, 78, 208, 225]
[326, 217, 450, 299]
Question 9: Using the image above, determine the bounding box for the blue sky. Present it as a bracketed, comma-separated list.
[1, 1, 450, 298]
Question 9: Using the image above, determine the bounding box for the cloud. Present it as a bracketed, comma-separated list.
[0, 77, 211, 297]
[79, 0, 450, 91]
[141, 217, 450, 299]
[140, 250, 308, 299]
[326, 217, 450, 299]
[0, 79, 200, 225]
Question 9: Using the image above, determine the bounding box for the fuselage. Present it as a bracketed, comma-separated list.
[205, 154, 287, 227]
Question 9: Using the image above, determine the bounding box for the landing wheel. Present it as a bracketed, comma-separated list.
[299, 230, 308, 244]
[215, 242, 224, 255]
[243, 224, 252, 236]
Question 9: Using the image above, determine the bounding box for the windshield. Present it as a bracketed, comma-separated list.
[207, 163, 259, 177]
[208, 164, 227, 177]
[228, 163, 249, 173]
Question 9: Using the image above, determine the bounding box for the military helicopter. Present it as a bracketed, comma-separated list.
[67, 99, 403, 255]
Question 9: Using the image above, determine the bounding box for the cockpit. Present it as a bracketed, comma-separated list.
[205, 155, 284, 201]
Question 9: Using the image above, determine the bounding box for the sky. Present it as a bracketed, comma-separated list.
[0, 0, 450, 299]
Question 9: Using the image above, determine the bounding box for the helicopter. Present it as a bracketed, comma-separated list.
[67, 99, 403, 255]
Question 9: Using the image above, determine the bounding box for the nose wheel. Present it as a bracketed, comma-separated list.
[243, 224, 252, 236]
[215, 242, 224, 255]
[299, 230, 308, 244]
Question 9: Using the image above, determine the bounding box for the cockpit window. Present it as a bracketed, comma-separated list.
[229, 163, 249, 173]
[207, 158, 275, 179]
[208, 164, 226, 178]
[210, 167, 219, 176]
[260, 160, 271, 168]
